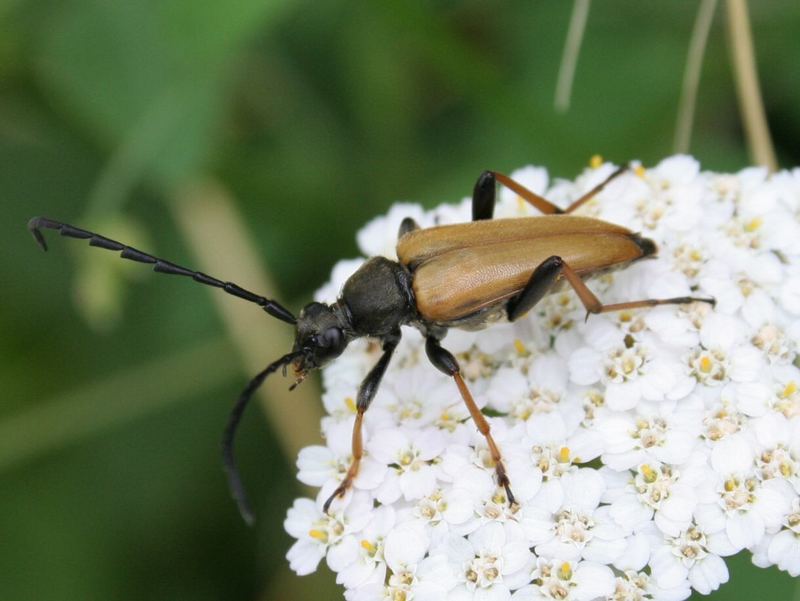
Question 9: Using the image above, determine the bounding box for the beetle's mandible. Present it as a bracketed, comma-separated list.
[28, 165, 714, 524]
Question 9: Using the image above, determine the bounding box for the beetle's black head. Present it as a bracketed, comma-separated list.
[292, 302, 350, 375]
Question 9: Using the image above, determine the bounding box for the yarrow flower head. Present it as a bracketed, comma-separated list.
[286, 157, 800, 599]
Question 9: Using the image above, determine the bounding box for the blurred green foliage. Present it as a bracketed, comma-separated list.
[1, 1, 798, 599]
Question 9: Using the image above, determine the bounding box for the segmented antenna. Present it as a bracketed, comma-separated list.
[28, 216, 296, 324]
[222, 351, 304, 525]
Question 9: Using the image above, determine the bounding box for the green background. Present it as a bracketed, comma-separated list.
[1, 1, 798, 599]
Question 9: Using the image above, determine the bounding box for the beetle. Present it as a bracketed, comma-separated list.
[28, 165, 713, 524]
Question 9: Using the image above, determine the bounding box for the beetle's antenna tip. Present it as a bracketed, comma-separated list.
[240, 506, 256, 527]
[27, 217, 49, 251]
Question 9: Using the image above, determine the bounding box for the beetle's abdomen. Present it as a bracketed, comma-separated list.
[340, 257, 414, 336]
[397, 217, 653, 324]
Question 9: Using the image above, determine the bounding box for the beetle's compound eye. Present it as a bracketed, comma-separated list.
[310, 327, 347, 367]
[318, 327, 343, 349]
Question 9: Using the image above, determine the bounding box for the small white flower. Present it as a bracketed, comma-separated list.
[699, 460, 793, 551]
[752, 498, 800, 576]
[597, 396, 703, 471]
[604, 462, 700, 538]
[649, 521, 733, 595]
[751, 412, 800, 493]
[605, 569, 691, 601]
[297, 418, 385, 491]
[369, 427, 446, 503]
[570, 321, 692, 410]
[486, 353, 570, 422]
[511, 558, 615, 601]
[436, 522, 534, 601]
[332, 506, 396, 589]
[284, 492, 373, 576]
[521, 470, 628, 565]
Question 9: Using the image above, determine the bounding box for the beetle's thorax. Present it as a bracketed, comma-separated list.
[337, 256, 415, 338]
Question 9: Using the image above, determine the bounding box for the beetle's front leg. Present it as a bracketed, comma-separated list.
[507, 255, 715, 322]
[425, 336, 516, 505]
[323, 330, 401, 513]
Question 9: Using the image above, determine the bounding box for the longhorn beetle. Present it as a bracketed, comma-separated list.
[29, 165, 714, 524]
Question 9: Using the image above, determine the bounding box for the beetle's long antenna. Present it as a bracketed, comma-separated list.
[27, 217, 296, 324]
[222, 350, 304, 525]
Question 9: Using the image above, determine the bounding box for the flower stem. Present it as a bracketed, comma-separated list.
[170, 179, 324, 462]
[725, 0, 778, 171]
[554, 0, 591, 113]
[674, 0, 718, 154]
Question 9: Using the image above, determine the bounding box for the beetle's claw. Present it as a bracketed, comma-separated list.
[323, 480, 349, 515]
[495, 461, 517, 507]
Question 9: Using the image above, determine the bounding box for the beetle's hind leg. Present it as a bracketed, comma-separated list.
[507, 255, 715, 322]
[425, 336, 516, 505]
[472, 165, 628, 220]
[323, 330, 401, 514]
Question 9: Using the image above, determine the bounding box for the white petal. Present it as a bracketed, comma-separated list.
[284, 498, 319, 538]
[755, 485, 793, 530]
[400, 465, 437, 500]
[369, 429, 409, 464]
[729, 346, 765, 382]
[569, 347, 602, 385]
[384, 521, 429, 571]
[573, 561, 616, 601]
[525, 411, 567, 444]
[768, 530, 800, 576]
[296, 446, 336, 486]
[415, 428, 447, 460]
[735, 382, 771, 416]
[605, 382, 641, 411]
[688, 554, 728, 595]
[562, 470, 605, 512]
[469, 521, 506, 553]
[726, 510, 764, 550]
[327, 535, 359, 572]
[510, 586, 546, 601]
[710, 433, 754, 474]
[650, 547, 688, 589]
[612, 533, 650, 571]
[287, 540, 325, 576]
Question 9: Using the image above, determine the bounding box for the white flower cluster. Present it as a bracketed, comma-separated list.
[284, 157, 800, 601]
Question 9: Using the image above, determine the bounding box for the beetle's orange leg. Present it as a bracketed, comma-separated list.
[561, 166, 627, 214]
[323, 330, 401, 513]
[508, 255, 715, 322]
[477, 165, 628, 219]
[489, 172, 563, 216]
[424, 336, 516, 505]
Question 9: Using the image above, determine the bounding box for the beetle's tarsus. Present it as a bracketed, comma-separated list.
[323, 473, 354, 515]
[27, 217, 50, 251]
[495, 461, 516, 506]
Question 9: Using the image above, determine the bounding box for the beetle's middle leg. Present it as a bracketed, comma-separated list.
[472, 166, 627, 221]
[425, 336, 516, 505]
[323, 330, 401, 513]
[507, 255, 715, 322]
